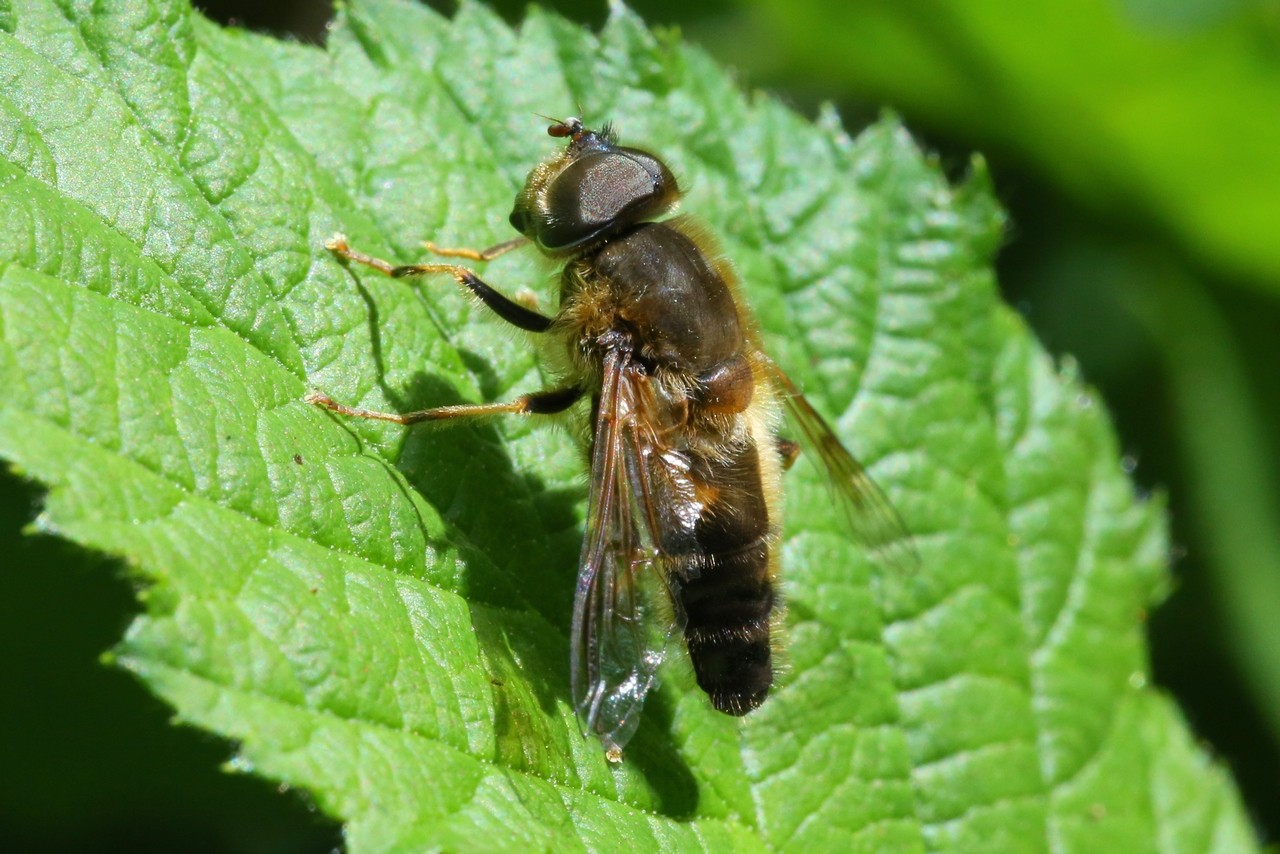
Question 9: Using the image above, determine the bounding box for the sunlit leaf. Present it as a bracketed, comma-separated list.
[0, 0, 1256, 849]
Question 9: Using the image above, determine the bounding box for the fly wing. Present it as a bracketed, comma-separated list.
[571, 349, 678, 759]
[769, 363, 920, 575]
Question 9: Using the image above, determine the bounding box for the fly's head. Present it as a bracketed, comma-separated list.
[509, 117, 680, 256]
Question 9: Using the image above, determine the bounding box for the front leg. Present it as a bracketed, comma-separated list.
[325, 233, 552, 333]
[421, 237, 528, 261]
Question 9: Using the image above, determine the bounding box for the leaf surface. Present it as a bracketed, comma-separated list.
[0, 0, 1256, 850]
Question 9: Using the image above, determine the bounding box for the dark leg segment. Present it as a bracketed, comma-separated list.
[446, 269, 552, 333]
[306, 386, 582, 426]
[325, 234, 552, 333]
[776, 437, 801, 471]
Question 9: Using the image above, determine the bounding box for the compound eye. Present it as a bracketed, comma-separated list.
[563, 152, 655, 223]
[538, 150, 673, 251]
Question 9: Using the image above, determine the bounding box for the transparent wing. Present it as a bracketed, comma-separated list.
[769, 364, 920, 575]
[570, 349, 677, 759]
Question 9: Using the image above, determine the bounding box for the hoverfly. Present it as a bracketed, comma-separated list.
[310, 117, 912, 761]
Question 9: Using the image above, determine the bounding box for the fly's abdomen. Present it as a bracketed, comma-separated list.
[669, 439, 778, 716]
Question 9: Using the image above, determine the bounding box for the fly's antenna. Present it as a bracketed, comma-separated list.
[545, 116, 585, 140]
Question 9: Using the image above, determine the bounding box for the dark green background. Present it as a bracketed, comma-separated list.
[3, 0, 1275, 849]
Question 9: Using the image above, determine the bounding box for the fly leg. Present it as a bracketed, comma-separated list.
[420, 237, 528, 261]
[316, 233, 567, 423]
[421, 237, 542, 313]
[776, 437, 801, 471]
[325, 233, 551, 333]
[306, 386, 583, 426]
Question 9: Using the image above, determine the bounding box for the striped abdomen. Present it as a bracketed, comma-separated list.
[666, 438, 777, 716]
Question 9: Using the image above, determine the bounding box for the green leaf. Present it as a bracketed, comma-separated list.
[0, 0, 1257, 849]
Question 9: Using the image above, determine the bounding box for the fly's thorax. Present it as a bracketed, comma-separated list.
[552, 222, 743, 372]
[584, 221, 744, 374]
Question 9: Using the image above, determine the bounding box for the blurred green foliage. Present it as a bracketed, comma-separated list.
[2, 0, 1276, 848]
[736, 0, 1280, 287]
